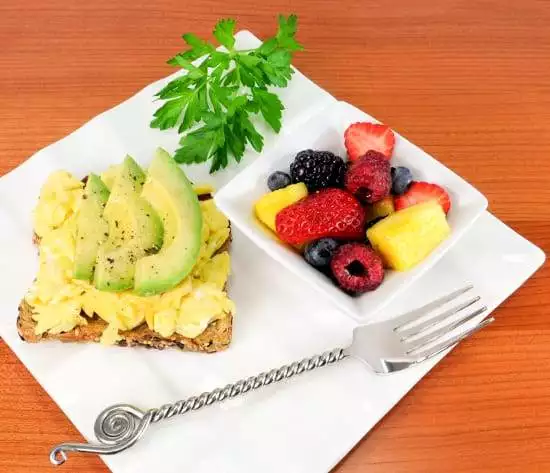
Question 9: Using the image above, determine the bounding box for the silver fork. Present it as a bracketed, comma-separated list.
[50, 284, 493, 466]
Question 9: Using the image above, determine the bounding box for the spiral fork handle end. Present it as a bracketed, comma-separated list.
[49, 404, 152, 466]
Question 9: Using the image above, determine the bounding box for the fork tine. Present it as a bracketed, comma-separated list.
[405, 306, 487, 354]
[400, 296, 481, 339]
[393, 284, 474, 331]
[414, 316, 495, 362]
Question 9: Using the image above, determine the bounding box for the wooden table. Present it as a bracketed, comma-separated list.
[1, 1, 549, 471]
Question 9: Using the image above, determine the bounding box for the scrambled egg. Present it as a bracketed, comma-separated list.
[26, 172, 235, 344]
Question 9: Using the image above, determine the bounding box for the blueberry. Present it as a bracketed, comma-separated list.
[391, 166, 413, 195]
[304, 238, 340, 268]
[267, 171, 292, 191]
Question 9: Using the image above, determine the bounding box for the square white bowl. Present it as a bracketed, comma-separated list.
[215, 101, 488, 321]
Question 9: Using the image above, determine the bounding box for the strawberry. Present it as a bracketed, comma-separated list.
[344, 122, 395, 161]
[394, 182, 451, 214]
[275, 188, 366, 245]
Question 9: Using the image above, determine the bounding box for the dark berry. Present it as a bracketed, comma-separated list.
[344, 150, 391, 203]
[391, 166, 413, 195]
[267, 171, 292, 191]
[330, 243, 384, 294]
[290, 150, 346, 191]
[304, 238, 340, 268]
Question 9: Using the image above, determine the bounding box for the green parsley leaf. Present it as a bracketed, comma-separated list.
[154, 75, 192, 100]
[257, 38, 278, 56]
[252, 89, 283, 133]
[225, 124, 245, 162]
[182, 33, 206, 49]
[151, 15, 303, 173]
[150, 97, 186, 130]
[276, 14, 303, 51]
[238, 111, 264, 152]
[213, 19, 236, 50]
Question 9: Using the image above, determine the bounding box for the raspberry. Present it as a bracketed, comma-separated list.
[345, 150, 391, 203]
[330, 243, 384, 294]
[290, 150, 346, 191]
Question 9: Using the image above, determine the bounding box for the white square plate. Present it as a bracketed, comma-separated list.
[0, 31, 544, 473]
[216, 100, 488, 320]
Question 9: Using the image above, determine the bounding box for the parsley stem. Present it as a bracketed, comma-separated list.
[234, 61, 242, 85]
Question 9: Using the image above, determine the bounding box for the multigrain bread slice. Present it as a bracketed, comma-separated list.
[17, 194, 233, 353]
[17, 299, 232, 353]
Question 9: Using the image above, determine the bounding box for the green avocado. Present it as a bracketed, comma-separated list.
[94, 156, 164, 292]
[134, 148, 202, 296]
[73, 174, 110, 281]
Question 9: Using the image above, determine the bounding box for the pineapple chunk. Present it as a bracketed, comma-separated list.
[254, 183, 308, 232]
[367, 196, 395, 222]
[367, 201, 450, 271]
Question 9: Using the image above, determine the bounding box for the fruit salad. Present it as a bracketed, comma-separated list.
[254, 122, 452, 296]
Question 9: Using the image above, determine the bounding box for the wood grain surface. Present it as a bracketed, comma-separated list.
[1, 0, 549, 471]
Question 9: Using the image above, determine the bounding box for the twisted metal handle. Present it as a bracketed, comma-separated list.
[149, 347, 347, 423]
[49, 347, 347, 465]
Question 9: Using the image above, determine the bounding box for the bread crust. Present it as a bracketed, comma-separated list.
[17, 299, 232, 353]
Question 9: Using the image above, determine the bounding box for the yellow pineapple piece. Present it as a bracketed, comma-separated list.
[367, 201, 450, 271]
[254, 183, 308, 232]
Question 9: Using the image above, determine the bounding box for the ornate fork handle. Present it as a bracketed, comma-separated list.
[50, 347, 348, 465]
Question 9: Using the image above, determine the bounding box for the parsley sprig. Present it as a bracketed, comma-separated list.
[151, 15, 303, 172]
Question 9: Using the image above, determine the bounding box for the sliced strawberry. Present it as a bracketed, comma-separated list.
[275, 188, 366, 245]
[394, 182, 451, 214]
[344, 122, 395, 161]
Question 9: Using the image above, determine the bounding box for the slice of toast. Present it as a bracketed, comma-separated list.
[17, 299, 232, 353]
[17, 194, 233, 353]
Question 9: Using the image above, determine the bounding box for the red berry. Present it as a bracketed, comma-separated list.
[344, 122, 395, 161]
[330, 243, 384, 294]
[345, 150, 391, 203]
[275, 188, 366, 245]
[394, 181, 451, 214]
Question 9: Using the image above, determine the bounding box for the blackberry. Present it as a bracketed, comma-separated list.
[290, 150, 346, 191]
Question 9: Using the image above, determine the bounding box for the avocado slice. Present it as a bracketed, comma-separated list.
[73, 174, 110, 281]
[94, 156, 164, 292]
[134, 148, 202, 296]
